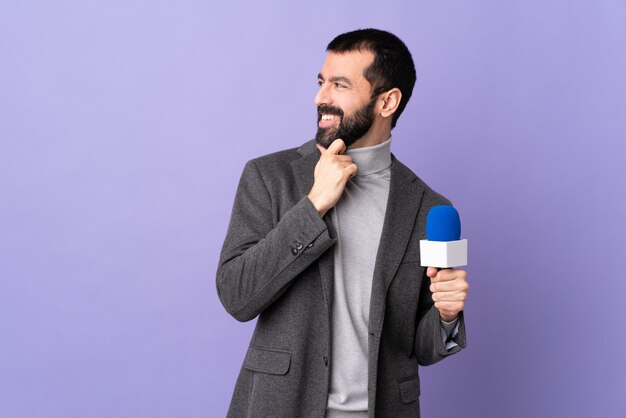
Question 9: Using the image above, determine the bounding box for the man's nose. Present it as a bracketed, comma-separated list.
[314, 84, 332, 106]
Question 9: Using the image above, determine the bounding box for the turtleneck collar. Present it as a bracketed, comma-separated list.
[345, 137, 392, 176]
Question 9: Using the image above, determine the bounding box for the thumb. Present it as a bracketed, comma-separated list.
[327, 138, 346, 155]
[426, 267, 439, 279]
[315, 144, 326, 154]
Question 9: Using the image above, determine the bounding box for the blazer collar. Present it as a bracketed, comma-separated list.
[292, 140, 319, 198]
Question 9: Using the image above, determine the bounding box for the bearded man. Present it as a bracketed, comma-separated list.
[217, 28, 470, 418]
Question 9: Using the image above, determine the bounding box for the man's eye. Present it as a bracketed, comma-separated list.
[335, 83, 344, 88]
[317, 80, 323, 86]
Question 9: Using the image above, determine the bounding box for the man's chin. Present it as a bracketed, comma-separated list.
[315, 129, 336, 148]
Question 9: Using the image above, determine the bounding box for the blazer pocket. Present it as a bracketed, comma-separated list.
[243, 346, 292, 375]
[398, 373, 420, 403]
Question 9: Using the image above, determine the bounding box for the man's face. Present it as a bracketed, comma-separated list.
[314, 51, 377, 148]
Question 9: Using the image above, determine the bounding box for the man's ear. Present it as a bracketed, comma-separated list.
[379, 88, 402, 118]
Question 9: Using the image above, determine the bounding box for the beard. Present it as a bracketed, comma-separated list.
[315, 97, 376, 148]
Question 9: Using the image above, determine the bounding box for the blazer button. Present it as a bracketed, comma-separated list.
[291, 247, 298, 255]
[306, 243, 313, 249]
[296, 242, 303, 250]
[323, 356, 328, 366]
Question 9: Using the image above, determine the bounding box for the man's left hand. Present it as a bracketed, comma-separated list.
[427, 267, 469, 322]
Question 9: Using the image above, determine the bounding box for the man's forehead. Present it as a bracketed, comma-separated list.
[318, 50, 375, 81]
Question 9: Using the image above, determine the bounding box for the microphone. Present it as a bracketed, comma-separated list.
[420, 205, 468, 268]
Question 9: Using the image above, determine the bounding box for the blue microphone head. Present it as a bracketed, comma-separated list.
[426, 205, 461, 241]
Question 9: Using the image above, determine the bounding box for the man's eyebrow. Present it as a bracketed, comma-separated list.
[330, 76, 353, 86]
[317, 74, 353, 86]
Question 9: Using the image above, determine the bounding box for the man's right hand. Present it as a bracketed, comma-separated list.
[307, 139, 357, 217]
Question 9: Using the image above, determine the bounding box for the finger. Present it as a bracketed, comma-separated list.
[316, 144, 326, 154]
[327, 138, 346, 155]
[331, 155, 353, 163]
[430, 278, 470, 293]
[434, 300, 464, 313]
[432, 290, 468, 302]
[434, 268, 467, 282]
[346, 163, 358, 178]
[426, 267, 439, 278]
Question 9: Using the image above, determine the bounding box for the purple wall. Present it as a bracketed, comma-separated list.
[2, 1, 625, 417]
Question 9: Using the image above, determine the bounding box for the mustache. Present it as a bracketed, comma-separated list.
[317, 105, 344, 121]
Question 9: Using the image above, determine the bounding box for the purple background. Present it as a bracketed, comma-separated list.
[2, 1, 625, 417]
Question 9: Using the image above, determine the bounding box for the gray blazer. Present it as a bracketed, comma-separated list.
[217, 140, 466, 418]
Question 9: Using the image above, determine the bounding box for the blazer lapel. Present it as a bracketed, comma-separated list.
[291, 141, 335, 313]
[369, 155, 424, 336]
[291, 140, 318, 199]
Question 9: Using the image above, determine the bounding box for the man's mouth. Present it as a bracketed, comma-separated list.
[318, 114, 340, 128]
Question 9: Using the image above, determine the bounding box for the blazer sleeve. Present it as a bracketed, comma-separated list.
[414, 268, 467, 366]
[216, 159, 336, 322]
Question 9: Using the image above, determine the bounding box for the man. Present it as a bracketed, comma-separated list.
[217, 29, 469, 418]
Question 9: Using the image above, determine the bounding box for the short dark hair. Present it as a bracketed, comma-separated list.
[327, 28, 416, 128]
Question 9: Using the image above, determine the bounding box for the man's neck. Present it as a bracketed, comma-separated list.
[347, 122, 392, 150]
